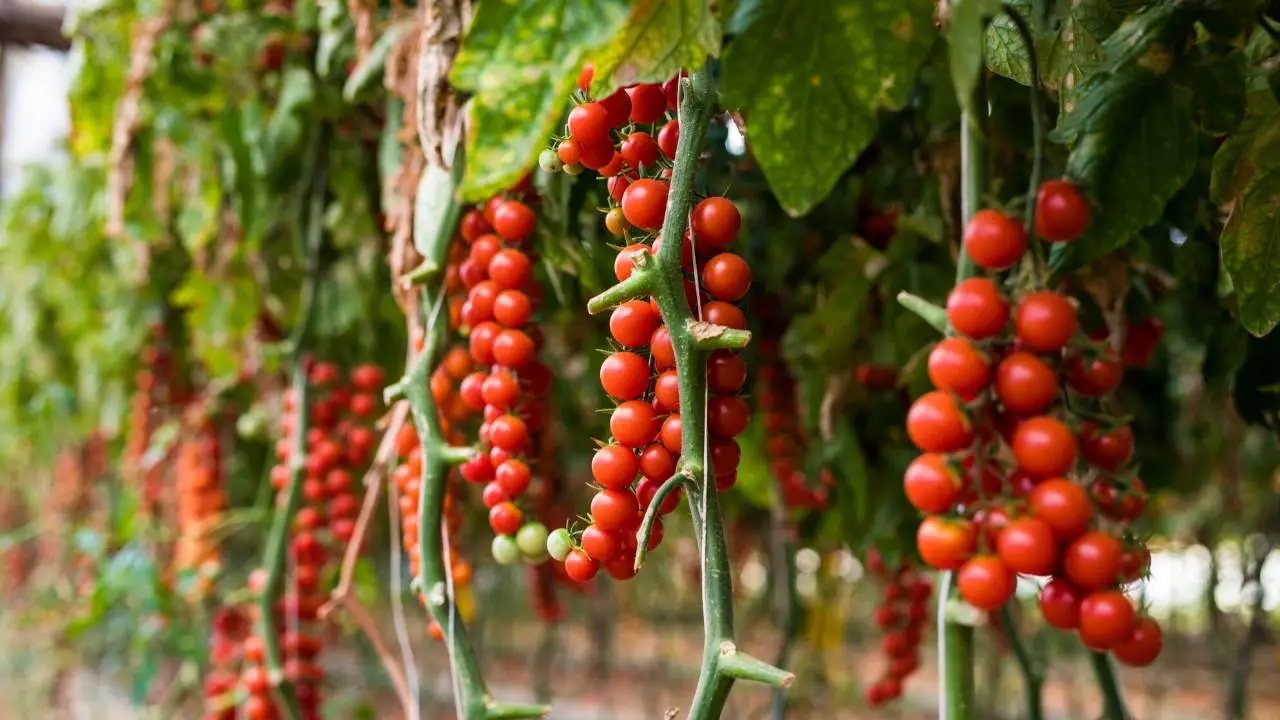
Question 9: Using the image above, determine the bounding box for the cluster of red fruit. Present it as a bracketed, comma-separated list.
[202, 607, 249, 719]
[233, 361, 384, 719]
[174, 415, 225, 598]
[539, 67, 753, 582]
[864, 551, 932, 706]
[757, 333, 831, 509]
[904, 179, 1161, 667]
[451, 197, 554, 567]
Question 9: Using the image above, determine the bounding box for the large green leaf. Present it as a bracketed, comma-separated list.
[588, 0, 721, 93]
[949, 0, 1003, 112]
[1210, 91, 1280, 206]
[1049, 87, 1197, 273]
[452, 0, 629, 202]
[1222, 171, 1280, 337]
[720, 0, 936, 217]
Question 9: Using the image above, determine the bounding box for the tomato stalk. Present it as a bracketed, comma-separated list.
[586, 61, 793, 719]
[1089, 651, 1131, 720]
[387, 218, 548, 718]
[254, 129, 330, 720]
[999, 605, 1044, 720]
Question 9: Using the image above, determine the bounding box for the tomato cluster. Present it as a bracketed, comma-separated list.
[203, 607, 249, 720]
[453, 196, 554, 568]
[864, 551, 931, 706]
[175, 417, 225, 598]
[540, 66, 752, 582]
[237, 361, 384, 719]
[757, 335, 831, 509]
[905, 179, 1162, 667]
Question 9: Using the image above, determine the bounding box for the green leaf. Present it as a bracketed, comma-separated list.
[413, 157, 464, 268]
[949, 0, 1004, 112]
[720, 0, 936, 216]
[1210, 92, 1280, 206]
[1222, 171, 1280, 337]
[588, 0, 721, 93]
[452, 0, 629, 202]
[1181, 51, 1246, 136]
[1049, 86, 1197, 273]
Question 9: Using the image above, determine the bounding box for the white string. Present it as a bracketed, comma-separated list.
[936, 570, 952, 720]
[387, 474, 422, 720]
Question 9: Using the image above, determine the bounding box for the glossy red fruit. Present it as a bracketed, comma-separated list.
[956, 555, 1016, 610]
[650, 326, 676, 369]
[927, 337, 991, 400]
[599, 89, 632, 128]
[946, 278, 1010, 340]
[627, 84, 666, 124]
[610, 300, 660, 348]
[557, 139, 582, 166]
[614, 244, 651, 282]
[492, 329, 535, 368]
[1122, 317, 1163, 367]
[654, 370, 680, 410]
[488, 249, 532, 290]
[495, 459, 531, 496]
[903, 453, 961, 513]
[564, 549, 599, 581]
[691, 197, 740, 247]
[708, 395, 750, 437]
[576, 63, 594, 92]
[567, 102, 609, 145]
[493, 290, 532, 328]
[580, 525, 621, 561]
[1078, 590, 1136, 650]
[1065, 348, 1123, 396]
[1035, 179, 1091, 242]
[488, 501, 523, 536]
[621, 179, 670, 230]
[1015, 291, 1077, 353]
[1064, 531, 1123, 589]
[1080, 422, 1134, 470]
[964, 209, 1028, 270]
[489, 414, 529, 452]
[639, 443, 677, 481]
[1012, 416, 1077, 477]
[493, 200, 536, 243]
[701, 253, 752, 302]
[996, 517, 1058, 576]
[591, 444, 639, 490]
[610, 400, 659, 448]
[599, 351, 650, 400]
[707, 350, 747, 393]
[620, 132, 660, 171]
[995, 351, 1059, 414]
[1112, 617, 1163, 667]
[1028, 478, 1093, 540]
[590, 489, 639, 531]
[658, 119, 680, 159]
[916, 515, 976, 571]
[906, 391, 973, 453]
[1038, 578, 1085, 629]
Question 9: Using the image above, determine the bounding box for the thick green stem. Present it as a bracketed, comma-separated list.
[588, 60, 791, 719]
[945, 619, 975, 719]
[633, 473, 686, 571]
[253, 129, 329, 720]
[999, 605, 1044, 720]
[1089, 651, 1130, 720]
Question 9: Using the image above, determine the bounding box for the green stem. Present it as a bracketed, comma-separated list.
[1089, 651, 1130, 720]
[254, 126, 330, 720]
[945, 619, 975, 719]
[642, 61, 791, 720]
[999, 605, 1044, 720]
[1003, 4, 1045, 239]
[768, 515, 800, 720]
[633, 473, 685, 571]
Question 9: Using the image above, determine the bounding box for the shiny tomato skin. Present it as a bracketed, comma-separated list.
[995, 351, 1059, 415]
[1012, 416, 1077, 477]
[903, 453, 962, 513]
[916, 515, 977, 571]
[1112, 617, 1163, 667]
[1078, 590, 1136, 650]
[906, 391, 974, 453]
[946, 278, 1010, 340]
[1015, 291, 1077, 353]
[1035, 179, 1091, 242]
[964, 209, 1028, 270]
[956, 555, 1016, 610]
[996, 516, 1059, 576]
[1028, 478, 1093, 540]
[927, 338, 991, 400]
[1039, 578, 1085, 629]
[1064, 531, 1123, 589]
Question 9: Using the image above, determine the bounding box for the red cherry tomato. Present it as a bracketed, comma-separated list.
[1064, 531, 1123, 589]
[1078, 590, 1136, 650]
[1112, 616, 1163, 667]
[567, 102, 609, 146]
[621, 179, 670, 230]
[964, 209, 1028, 270]
[1038, 578, 1085, 629]
[947, 278, 1010, 340]
[903, 453, 962, 513]
[564, 549, 599, 581]
[627, 83, 666, 124]
[1012, 416, 1077, 477]
[610, 400, 660, 448]
[1028, 478, 1093, 540]
[1035, 179, 1091, 242]
[927, 337, 991, 400]
[916, 515, 976, 571]
[995, 351, 1059, 414]
[957, 555, 1016, 610]
[599, 351, 650, 400]
[906, 391, 973, 453]
[996, 517, 1058, 576]
[1015, 291, 1078, 353]
[691, 197, 740, 248]
[1080, 422, 1134, 471]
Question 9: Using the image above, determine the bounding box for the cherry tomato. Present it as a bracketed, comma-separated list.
[567, 102, 609, 146]
[1035, 179, 1090, 242]
[1064, 531, 1123, 589]
[691, 197, 740, 247]
[600, 351, 650, 400]
[906, 391, 973, 453]
[627, 83, 666, 124]
[1065, 348, 1123, 396]
[707, 350, 747, 393]
[660, 413, 682, 452]
[599, 89, 631, 128]
[964, 208, 1027, 270]
[996, 517, 1058, 575]
[639, 443, 677, 481]
[1028, 478, 1092, 540]
[481, 370, 520, 409]
[493, 290, 532, 328]
[488, 501, 523, 536]
[1080, 422, 1134, 471]
[946, 278, 1010, 340]
[1112, 617, 1163, 667]
[927, 337, 991, 400]
[599, 151, 626, 177]
[957, 555, 1016, 610]
[658, 119, 680, 159]
[489, 414, 529, 452]
[708, 395, 750, 437]
[610, 400, 660, 448]
[620, 131, 660, 170]
[564, 549, 599, 581]
[590, 489, 640, 530]
[701, 301, 747, 330]
[621, 179, 670, 230]
[1078, 590, 1135, 650]
[580, 524, 621, 561]
[610, 300, 660, 347]
[903, 453, 962, 513]
[461, 209, 491, 243]
[493, 200, 536, 243]
[1039, 578, 1085, 629]
[556, 139, 582, 166]
[710, 437, 741, 475]
[1012, 416, 1077, 477]
[614, 244, 652, 281]
[995, 351, 1059, 414]
[576, 63, 594, 92]
[650, 326, 676, 369]
[1122, 316, 1163, 367]
[591, 444, 639, 490]
[492, 329, 535, 367]
[488, 249, 532, 290]
[494, 459, 531, 497]
[916, 515, 976, 571]
[1015, 291, 1077, 353]
[701, 253, 751, 302]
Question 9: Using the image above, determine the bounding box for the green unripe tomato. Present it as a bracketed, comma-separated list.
[516, 522, 549, 558]
[491, 535, 521, 566]
[538, 148, 563, 173]
[562, 162, 584, 176]
[546, 527, 572, 562]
